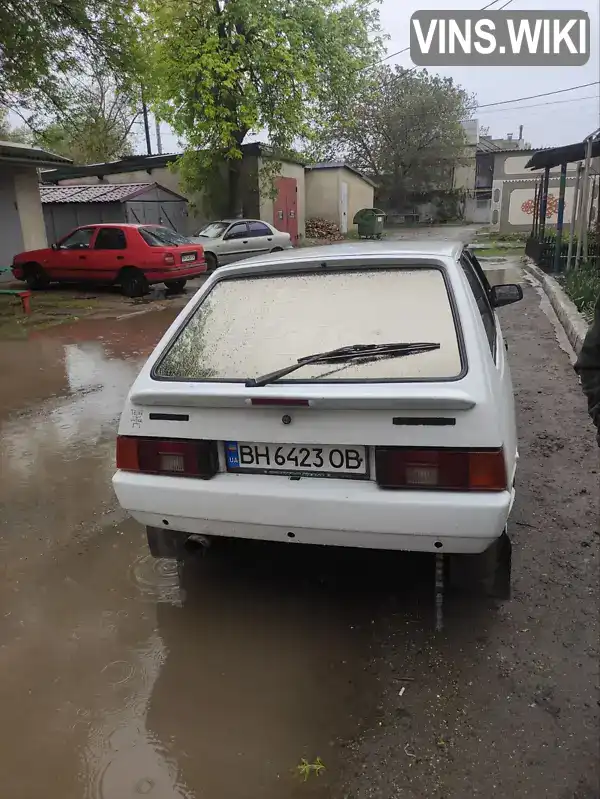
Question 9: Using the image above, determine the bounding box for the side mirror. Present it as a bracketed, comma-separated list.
[490, 283, 523, 308]
[51, 243, 58, 250]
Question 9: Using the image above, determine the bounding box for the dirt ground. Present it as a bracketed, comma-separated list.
[0, 279, 206, 338]
[0, 259, 597, 798]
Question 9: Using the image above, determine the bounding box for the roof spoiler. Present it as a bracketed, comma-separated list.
[130, 385, 476, 411]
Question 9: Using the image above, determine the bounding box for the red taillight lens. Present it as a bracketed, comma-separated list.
[163, 252, 175, 265]
[375, 448, 506, 491]
[116, 436, 217, 479]
[250, 398, 310, 406]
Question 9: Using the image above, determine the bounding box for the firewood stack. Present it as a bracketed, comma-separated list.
[305, 218, 344, 240]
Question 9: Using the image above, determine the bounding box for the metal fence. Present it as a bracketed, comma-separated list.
[525, 232, 600, 273]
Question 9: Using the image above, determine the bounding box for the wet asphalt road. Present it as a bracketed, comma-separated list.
[0, 269, 598, 799]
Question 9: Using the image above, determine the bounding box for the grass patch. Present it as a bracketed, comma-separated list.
[474, 246, 526, 257]
[561, 261, 600, 321]
[0, 292, 102, 339]
[473, 232, 527, 247]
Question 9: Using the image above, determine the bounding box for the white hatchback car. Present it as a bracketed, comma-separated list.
[113, 242, 522, 596]
[190, 219, 293, 271]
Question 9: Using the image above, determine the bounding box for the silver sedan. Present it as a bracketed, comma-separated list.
[190, 219, 293, 271]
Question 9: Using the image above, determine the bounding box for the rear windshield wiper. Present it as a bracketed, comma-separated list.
[245, 342, 441, 387]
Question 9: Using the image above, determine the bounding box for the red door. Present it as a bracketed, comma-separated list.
[273, 177, 298, 242]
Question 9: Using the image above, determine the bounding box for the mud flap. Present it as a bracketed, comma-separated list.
[449, 530, 512, 600]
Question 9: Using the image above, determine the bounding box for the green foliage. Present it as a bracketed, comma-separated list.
[0, 0, 141, 104]
[296, 757, 325, 781]
[563, 260, 600, 320]
[143, 0, 384, 214]
[307, 66, 475, 211]
[431, 190, 464, 223]
[20, 60, 140, 164]
[0, 108, 30, 143]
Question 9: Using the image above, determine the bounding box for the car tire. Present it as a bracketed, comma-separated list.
[449, 530, 512, 599]
[205, 252, 217, 272]
[270, 246, 283, 252]
[23, 263, 50, 291]
[164, 279, 187, 294]
[120, 267, 149, 298]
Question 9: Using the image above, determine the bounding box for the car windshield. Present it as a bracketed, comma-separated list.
[139, 227, 190, 247]
[154, 268, 463, 383]
[195, 222, 229, 238]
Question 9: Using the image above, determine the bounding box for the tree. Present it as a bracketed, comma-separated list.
[308, 66, 475, 210]
[13, 60, 141, 163]
[143, 0, 384, 215]
[0, 0, 140, 105]
[0, 108, 30, 143]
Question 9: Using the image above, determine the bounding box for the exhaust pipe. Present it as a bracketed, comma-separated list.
[184, 534, 212, 554]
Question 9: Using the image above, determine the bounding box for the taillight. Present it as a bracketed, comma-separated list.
[250, 398, 310, 406]
[116, 436, 217, 479]
[163, 253, 175, 265]
[375, 448, 506, 491]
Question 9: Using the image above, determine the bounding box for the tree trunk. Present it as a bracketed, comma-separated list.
[225, 158, 242, 217]
[224, 129, 247, 217]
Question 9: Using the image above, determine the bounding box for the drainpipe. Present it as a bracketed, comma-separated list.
[553, 162, 567, 273]
[566, 162, 582, 271]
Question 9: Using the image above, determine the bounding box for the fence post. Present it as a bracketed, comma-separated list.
[566, 162, 583, 271]
[553, 162, 568, 273]
[531, 179, 540, 238]
[585, 174, 597, 259]
[539, 166, 550, 239]
[575, 137, 594, 269]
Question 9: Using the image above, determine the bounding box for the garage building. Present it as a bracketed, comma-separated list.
[40, 183, 190, 243]
[305, 163, 376, 233]
[0, 140, 71, 281]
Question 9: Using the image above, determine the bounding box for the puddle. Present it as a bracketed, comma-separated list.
[0, 300, 436, 799]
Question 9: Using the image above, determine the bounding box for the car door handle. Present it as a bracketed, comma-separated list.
[267, 237, 272, 241]
[117, 255, 124, 260]
[79, 255, 86, 260]
[242, 240, 249, 244]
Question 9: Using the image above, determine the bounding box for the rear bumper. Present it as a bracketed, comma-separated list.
[113, 471, 514, 554]
[144, 262, 207, 283]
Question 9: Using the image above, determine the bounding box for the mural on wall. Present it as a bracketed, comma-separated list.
[521, 193, 560, 217]
[508, 186, 574, 226]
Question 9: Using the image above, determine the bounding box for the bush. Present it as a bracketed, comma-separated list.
[563, 260, 600, 320]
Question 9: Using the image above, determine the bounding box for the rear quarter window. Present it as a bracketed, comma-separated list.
[139, 227, 190, 247]
[153, 268, 465, 382]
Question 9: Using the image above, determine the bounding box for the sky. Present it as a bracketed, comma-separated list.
[141, 0, 600, 155]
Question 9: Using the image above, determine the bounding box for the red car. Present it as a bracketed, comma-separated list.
[11, 224, 207, 297]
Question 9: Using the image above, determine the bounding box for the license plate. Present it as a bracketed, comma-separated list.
[225, 442, 368, 478]
[181, 252, 196, 263]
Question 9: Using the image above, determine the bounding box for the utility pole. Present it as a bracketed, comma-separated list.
[141, 88, 152, 156]
[155, 116, 163, 155]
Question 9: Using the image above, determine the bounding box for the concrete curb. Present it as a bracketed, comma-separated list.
[523, 262, 589, 354]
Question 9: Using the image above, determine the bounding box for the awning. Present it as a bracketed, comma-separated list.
[525, 139, 600, 170]
[0, 140, 72, 168]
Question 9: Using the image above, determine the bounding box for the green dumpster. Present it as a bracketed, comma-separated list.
[353, 208, 386, 239]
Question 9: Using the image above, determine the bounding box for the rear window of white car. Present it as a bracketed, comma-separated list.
[153, 268, 464, 382]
